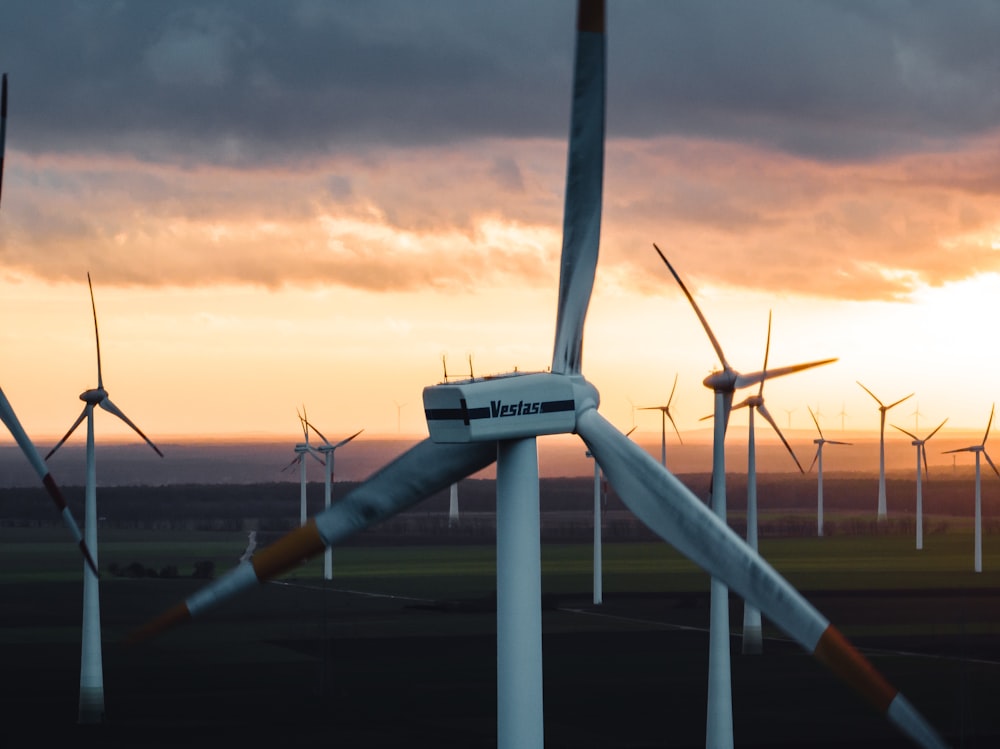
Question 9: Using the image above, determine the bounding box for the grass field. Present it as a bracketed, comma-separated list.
[1, 528, 999, 747]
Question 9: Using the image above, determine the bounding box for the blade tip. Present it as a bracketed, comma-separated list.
[126, 601, 192, 645]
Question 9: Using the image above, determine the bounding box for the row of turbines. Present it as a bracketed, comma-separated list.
[2, 4, 955, 746]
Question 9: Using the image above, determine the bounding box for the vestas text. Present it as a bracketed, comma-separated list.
[490, 399, 542, 418]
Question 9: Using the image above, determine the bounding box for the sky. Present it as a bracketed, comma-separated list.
[2, 1, 1000, 451]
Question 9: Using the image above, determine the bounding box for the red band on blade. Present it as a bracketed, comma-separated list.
[578, 0, 605, 33]
[250, 520, 326, 581]
[126, 602, 192, 645]
[814, 625, 897, 713]
[79, 540, 99, 577]
[43, 473, 69, 510]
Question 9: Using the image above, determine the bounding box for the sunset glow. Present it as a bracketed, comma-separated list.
[2, 2, 1000, 448]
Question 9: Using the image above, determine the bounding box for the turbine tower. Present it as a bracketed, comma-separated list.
[448, 482, 460, 527]
[732, 311, 808, 656]
[655, 245, 835, 745]
[857, 382, 913, 521]
[892, 419, 947, 551]
[0, 73, 98, 575]
[47, 273, 163, 723]
[944, 405, 998, 572]
[302, 417, 362, 580]
[808, 406, 851, 537]
[281, 408, 323, 527]
[132, 5, 947, 747]
[639, 373, 682, 467]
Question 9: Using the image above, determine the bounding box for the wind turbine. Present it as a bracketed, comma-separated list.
[808, 406, 851, 538]
[0, 74, 98, 575]
[639, 373, 682, 467]
[281, 408, 323, 527]
[943, 405, 998, 573]
[783, 407, 796, 429]
[132, 5, 946, 747]
[586, 424, 633, 605]
[892, 419, 947, 551]
[393, 399, 406, 433]
[857, 383, 913, 522]
[47, 273, 163, 723]
[302, 417, 362, 580]
[655, 244, 836, 744]
[731, 311, 808, 656]
[839, 402, 848, 431]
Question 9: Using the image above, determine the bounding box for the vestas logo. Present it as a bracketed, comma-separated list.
[491, 399, 542, 418]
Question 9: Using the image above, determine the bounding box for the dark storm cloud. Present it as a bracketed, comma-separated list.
[2, 1, 999, 167]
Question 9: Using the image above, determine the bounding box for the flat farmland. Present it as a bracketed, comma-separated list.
[1, 529, 999, 748]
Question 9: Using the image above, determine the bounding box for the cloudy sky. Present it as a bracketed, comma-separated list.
[1, 0, 1000, 452]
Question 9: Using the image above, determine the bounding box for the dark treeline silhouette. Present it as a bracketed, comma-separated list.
[1, 474, 997, 542]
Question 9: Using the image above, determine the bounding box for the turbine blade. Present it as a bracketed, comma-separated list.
[758, 310, 772, 398]
[280, 455, 300, 473]
[922, 445, 930, 483]
[0, 73, 7, 208]
[808, 447, 819, 473]
[666, 412, 683, 445]
[856, 381, 884, 407]
[808, 406, 824, 440]
[127, 439, 497, 644]
[99, 398, 163, 457]
[308, 448, 325, 466]
[575, 408, 946, 749]
[333, 428, 364, 449]
[302, 416, 331, 446]
[983, 450, 1000, 479]
[942, 447, 974, 455]
[667, 372, 679, 409]
[0, 388, 99, 575]
[732, 397, 752, 411]
[892, 424, 918, 441]
[828, 440, 852, 446]
[925, 419, 948, 442]
[885, 393, 915, 411]
[758, 402, 804, 473]
[735, 359, 837, 390]
[86, 273, 104, 390]
[45, 407, 88, 460]
[983, 404, 994, 446]
[550, 0, 605, 375]
[653, 244, 730, 371]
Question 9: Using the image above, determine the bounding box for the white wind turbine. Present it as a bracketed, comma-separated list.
[639, 373, 682, 467]
[302, 417, 362, 580]
[943, 405, 998, 573]
[655, 245, 836, 744]
[281, 408, 323, 527]
[586, 424, 633, 605]
[892, 419, 947, 551]
[857, 382, 913, 521]
[731, 311, 810, 656]
[46, 273, 163, 723]
[0, 73, 98, 575]
[808, 406, 851, 538]
[132, 5, 946, 747]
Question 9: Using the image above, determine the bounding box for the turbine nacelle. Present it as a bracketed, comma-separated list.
[80, 387, 108, 405]
[423, 371, 599, 443]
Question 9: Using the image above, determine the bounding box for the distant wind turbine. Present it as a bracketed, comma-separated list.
[783, 407, 796, 429]
[303, 417, 362, 580]
[585, 424, 634, 606]
[47, 273, 163, 723]
[892, 419, 946, 551]
[655, 245, 836, 743]
[731, 312, 808, 655]
[281, 408, 323, 526]
[857, 382, 913, 521]
[943, 405, 998, 573]
[839, 402, 848, 431]
[393, 400, 406, 433]
[639, 373, 683, 467]
[808, 406, 851, 537]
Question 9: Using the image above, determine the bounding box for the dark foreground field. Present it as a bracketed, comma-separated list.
[1, 535, 999, 748]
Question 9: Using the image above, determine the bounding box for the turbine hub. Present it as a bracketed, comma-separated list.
[79, 387, 107, 404]
[703, 369, 737, 391]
